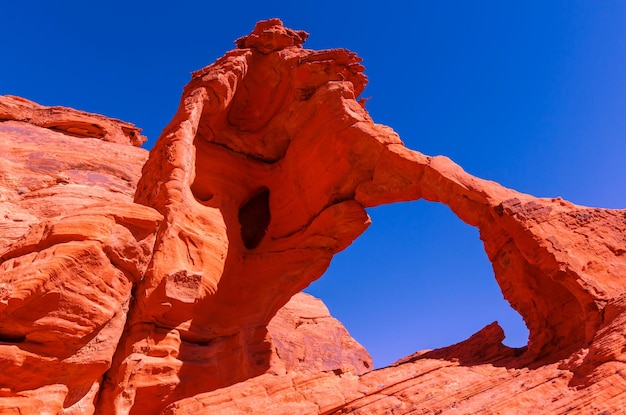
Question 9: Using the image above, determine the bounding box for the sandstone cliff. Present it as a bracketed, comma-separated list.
[1, 19, 625, 414]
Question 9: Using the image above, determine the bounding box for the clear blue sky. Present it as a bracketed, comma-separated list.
[3, 1, 625, 368]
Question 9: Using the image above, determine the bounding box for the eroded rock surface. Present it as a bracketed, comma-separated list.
[0, 98, 160, 414]
[1, 19, 625, 414]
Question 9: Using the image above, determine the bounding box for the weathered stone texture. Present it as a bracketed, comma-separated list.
[1, 19, 625, 415]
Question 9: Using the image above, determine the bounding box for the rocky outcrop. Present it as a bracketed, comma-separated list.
[0, 98, 160, 414]
[0, 94, 369, 414]
[0, 95, 146, 147]
[1, 18, 625, 414]
[268, 292, 372, 376]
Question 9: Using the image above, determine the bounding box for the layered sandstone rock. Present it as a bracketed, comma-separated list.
[0, 94, 369, 414]
[0, 95, 146, 147]
[0, 98, 160, 414]
[268, 292, 372, 376]
[1, 19, 625, 415]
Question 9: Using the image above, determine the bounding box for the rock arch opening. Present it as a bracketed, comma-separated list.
[306, 199, 529, 368]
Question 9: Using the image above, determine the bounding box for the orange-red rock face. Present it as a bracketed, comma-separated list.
[0, 97, 160, 414]
[2, 19, 626, 414]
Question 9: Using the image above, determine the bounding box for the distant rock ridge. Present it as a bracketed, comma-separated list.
[0, 95, 146, 146]
[1, 19, 625, 414]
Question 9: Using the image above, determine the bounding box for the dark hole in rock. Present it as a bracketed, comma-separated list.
[0, 332, 26, 344]
[239, 187, 271, 249]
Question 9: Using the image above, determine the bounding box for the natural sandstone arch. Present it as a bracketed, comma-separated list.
[98, 19, 626, 413]
[2, 19, 625, 415]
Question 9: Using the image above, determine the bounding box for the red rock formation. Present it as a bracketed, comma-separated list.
[0, 97, 160, 414]
[0, 95, 146, 147]
[1, 19, 625, 414]
[268, 292, 372, 376]
[0, 94, 369, 414]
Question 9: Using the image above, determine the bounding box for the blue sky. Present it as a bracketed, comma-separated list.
[3, 1, 625, 368]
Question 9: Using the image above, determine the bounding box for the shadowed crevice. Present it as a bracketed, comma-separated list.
[0, 332, 26, 344]
[239, 187, 271, 249]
